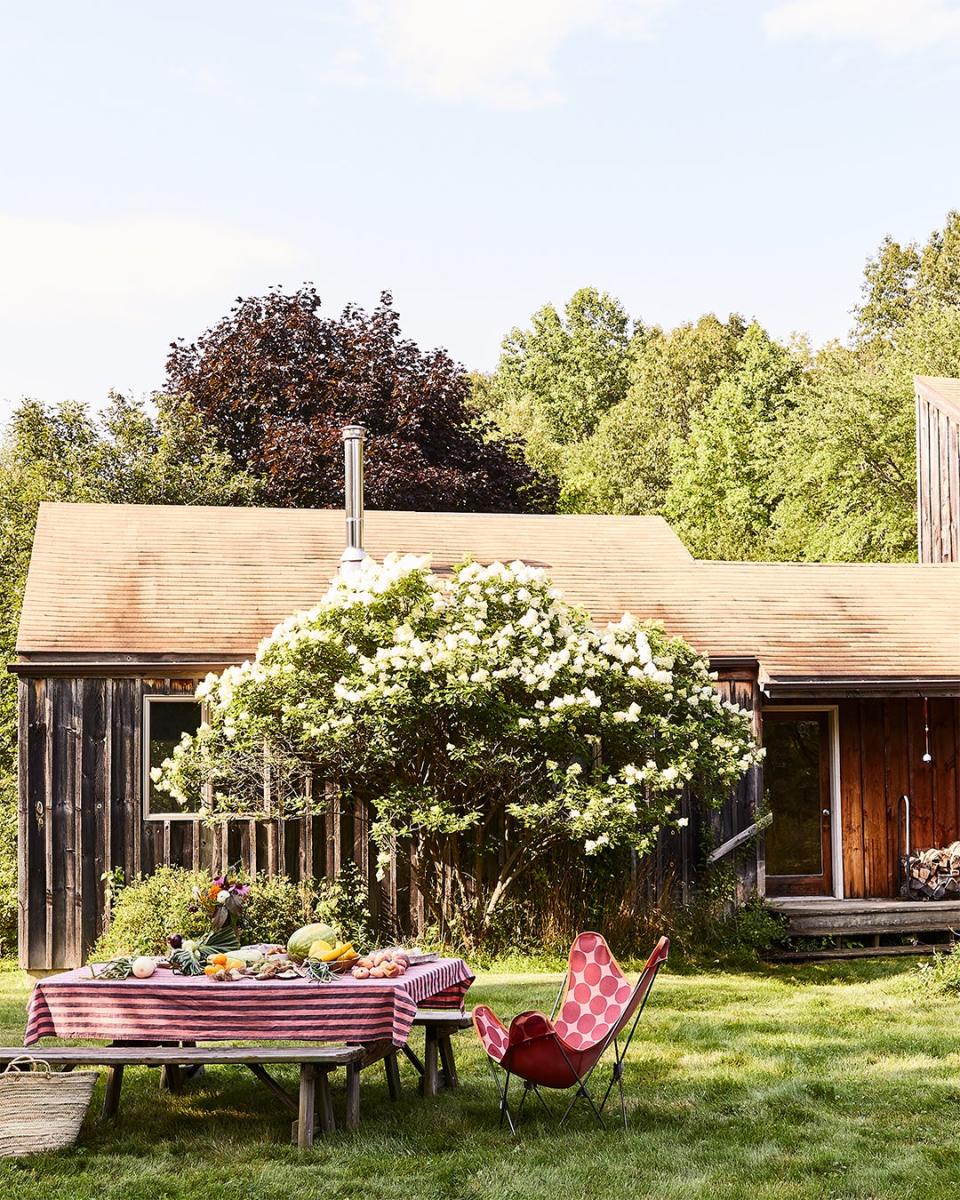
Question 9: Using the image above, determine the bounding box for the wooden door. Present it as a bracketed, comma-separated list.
[764, 712, 833, 897]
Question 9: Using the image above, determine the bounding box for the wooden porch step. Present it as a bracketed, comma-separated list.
[766, 943, 954, 962]
[768, 897, 960, 937]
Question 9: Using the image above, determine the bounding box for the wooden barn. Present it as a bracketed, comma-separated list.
[11, 486, 960, 969]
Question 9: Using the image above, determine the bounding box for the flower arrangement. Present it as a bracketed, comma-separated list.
[193, 871, 250, 931]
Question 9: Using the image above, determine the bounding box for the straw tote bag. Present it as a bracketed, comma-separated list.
[0, 1056, 98, 1156]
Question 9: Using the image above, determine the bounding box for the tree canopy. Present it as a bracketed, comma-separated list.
[167, 286, 555, 513]
[476, 211, 960, 564]
[156, 555, 759, 941]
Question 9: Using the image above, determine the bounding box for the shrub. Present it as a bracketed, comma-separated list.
[242, 874, 315, 946]
[0, 771, 16, 957]
[90, 866, 373, 960]
[916, 947, 960, 995]
[91, 867, 212, 959]
[313, 861, 373, 949]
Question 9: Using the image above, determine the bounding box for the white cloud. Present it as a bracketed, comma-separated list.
[0, 213, 298, 321]
[354, 0, 671, 108]
[764, 0, 960, 51]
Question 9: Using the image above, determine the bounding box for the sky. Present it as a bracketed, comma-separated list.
[1, 0, 960, 420]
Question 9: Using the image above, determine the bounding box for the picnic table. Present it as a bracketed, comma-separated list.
[18, 957, 474, 1145]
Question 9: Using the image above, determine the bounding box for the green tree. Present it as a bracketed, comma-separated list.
[563, 313, 750, 514]
[0, 394, 259, 951]
[665, 325, 802, 559]
[477, 287, 634, 483]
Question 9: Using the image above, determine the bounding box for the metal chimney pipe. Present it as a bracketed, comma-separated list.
[340, 424, 368, 576]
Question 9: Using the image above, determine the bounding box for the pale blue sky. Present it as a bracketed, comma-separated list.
[1, 0, 959, 419]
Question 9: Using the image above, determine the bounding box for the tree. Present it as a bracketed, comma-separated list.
[665, 325, 802, 559]
[0, 394, 259, 951]
[479, 286, 634, 454]
[166, 287, 554, 513]
[156, 556, 759, 943]
[562, 313, 751, 514]
[770, 303, 960, 562]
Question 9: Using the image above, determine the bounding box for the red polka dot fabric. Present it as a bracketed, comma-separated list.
[553, 931, 634, 1052]
[471, 933, 670, 1091]
[472, 1004, 510, 1063]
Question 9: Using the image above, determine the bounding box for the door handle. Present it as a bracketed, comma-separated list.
[822, 809, 830, 818]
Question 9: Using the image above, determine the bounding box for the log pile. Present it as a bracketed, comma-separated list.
[903, 843, 960, 899]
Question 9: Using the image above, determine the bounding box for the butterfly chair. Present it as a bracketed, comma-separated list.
[472, 932, 668, 1133]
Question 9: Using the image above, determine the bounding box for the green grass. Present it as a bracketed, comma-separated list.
[0, 958, 958, 1199]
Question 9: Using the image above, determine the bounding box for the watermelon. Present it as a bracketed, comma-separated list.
[287, 922, 338, 963]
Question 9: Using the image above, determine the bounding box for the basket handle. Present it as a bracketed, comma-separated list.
[2, 1055, 52, 1075]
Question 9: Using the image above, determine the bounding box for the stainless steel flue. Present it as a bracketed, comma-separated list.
[340, 424, 368, 576]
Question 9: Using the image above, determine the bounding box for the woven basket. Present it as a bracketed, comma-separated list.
[0, 1057, 98, 1157]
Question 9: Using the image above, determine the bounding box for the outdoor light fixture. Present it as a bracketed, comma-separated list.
[922, 696, 933, 764]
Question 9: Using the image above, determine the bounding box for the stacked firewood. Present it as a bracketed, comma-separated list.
[902, 843, 960, 899]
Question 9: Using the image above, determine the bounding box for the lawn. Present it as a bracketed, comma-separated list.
[1, 958, 959, 1199]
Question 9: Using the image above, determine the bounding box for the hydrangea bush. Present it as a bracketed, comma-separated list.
[156, 555, 761, 937]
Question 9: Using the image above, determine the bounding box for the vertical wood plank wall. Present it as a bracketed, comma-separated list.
[776, 697, 960, 899]
[916, 388, 960, 563]
[17, 675, 406, 971]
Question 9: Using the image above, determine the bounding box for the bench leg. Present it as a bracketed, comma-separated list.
[422, 1026, 440, 1097]
[102, 1065, 124, 1120]
[438, 1034, 459, 1090]
[345, 1063, 361, 1132]
[384, 1051, 402, 1101]
[297, 1065, 317, 1148]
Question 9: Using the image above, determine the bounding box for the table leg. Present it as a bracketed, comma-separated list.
[345, 1063, 361, 1131]
[102, 1064, 124, 1120]
[297, 1065, 316, 1148]
[318, 1069, 336, 1135]
[384, 1051, 402, 1101]
[438, 1034, 459, 1089]
[422, 1025, 440, 1097]
[160, 1063, 183, 1093]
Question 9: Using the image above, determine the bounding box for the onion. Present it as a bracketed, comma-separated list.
[131, 956, 156, 979]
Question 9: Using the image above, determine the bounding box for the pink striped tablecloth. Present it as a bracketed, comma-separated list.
[25, 958, 473, 1048]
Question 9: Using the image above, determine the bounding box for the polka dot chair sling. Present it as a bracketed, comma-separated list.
[472, 932, 669, 1133]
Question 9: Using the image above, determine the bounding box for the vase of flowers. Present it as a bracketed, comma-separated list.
[190, 870, 250, 952]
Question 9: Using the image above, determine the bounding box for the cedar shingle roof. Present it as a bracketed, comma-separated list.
[15, 502, 960, 688]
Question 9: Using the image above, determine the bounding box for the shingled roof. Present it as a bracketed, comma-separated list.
[15, 501, 960, 693]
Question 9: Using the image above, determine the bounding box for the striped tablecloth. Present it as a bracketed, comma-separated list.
[25, 958, 473, 1048]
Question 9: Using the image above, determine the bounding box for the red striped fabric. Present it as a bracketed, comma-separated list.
[25, 958, 473, 1048]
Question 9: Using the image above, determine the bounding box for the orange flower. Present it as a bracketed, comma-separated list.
[209, 883, 222, 898]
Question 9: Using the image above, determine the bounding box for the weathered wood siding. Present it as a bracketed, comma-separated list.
[917, 385, 960, 563]
[17, 675, 406, 971]
[769, 697, 960, 899]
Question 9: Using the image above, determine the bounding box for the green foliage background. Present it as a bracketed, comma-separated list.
[476, 211, 960, 565]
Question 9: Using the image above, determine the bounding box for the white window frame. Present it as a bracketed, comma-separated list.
[763, 705, 844, 900]
[142, 694, 204, 822]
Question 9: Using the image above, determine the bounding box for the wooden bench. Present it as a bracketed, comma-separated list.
[0, 1045, 364, 1148]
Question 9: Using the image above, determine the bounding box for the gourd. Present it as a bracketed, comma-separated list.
[131, 956, 156, 979]
[287, 922, 338, 963]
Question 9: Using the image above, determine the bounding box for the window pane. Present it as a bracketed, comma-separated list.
[765, 719, 823, 877]
[148, 700, 202, 814]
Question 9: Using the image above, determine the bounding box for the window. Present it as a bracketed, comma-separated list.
[143, 696, 203, 819]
